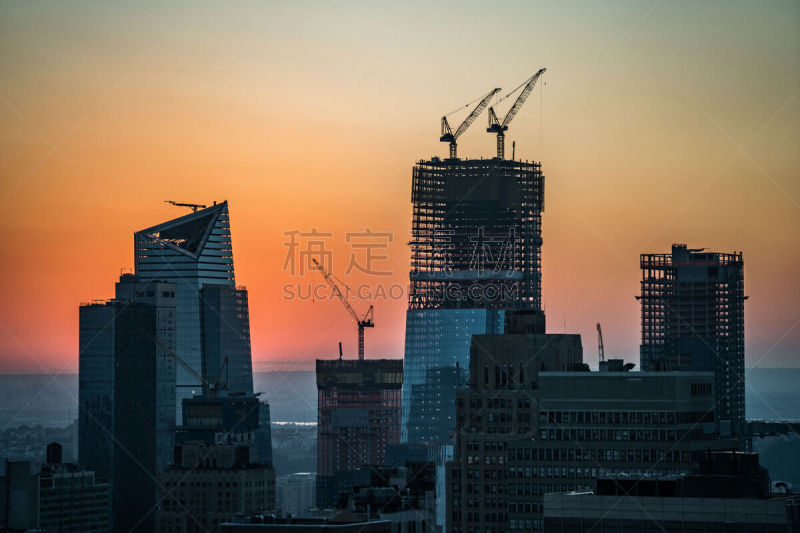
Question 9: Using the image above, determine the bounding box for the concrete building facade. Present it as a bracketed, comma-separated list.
[277, 473, 316, 517]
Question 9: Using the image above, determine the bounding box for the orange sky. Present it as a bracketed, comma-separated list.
[1, 1, 798, 373]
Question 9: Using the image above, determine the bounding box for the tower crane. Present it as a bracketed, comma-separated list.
[312, 259, 374, 360]
[486, 68, 546, 159]
[596, 322, 605, 363]
[440, 87, 501, 159]
[165, 200, 207, 212]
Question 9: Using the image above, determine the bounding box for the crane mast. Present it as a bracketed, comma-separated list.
[312, 259, 374, 360]
[440, 87, 501, 159]
[487, 68, 546, 159]
[596, 322, 605, 363]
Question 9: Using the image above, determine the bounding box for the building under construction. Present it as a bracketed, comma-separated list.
[402, 157, 545, 445]
[639, 244, 746, 430]
[315, 358, 403, 509]
[409, 157, 545, 310]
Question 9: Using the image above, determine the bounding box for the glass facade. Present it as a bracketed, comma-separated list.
[134, 201, 238, 422]
[200, 285, 254, 395]
[78, 304, 116, 482]
[401, 308, 504, 444]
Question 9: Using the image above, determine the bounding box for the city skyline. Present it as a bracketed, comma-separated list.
[1, 1, 799, 373]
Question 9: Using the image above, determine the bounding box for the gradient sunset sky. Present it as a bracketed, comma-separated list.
[1, 1, 798, 373]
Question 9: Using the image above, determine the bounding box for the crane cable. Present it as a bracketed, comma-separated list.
[493, 70, 544, 110]
[443, 92, 489, 118]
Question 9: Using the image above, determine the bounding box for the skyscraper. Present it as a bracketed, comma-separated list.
[134, 201, 253, 420]
[638, 244, 746, 429]
[316, 358, 403, 509]
[403, 158, 545, 443]
[78, 274, 176, 532]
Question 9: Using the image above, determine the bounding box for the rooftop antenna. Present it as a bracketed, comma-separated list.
[338, 341, 343, 361]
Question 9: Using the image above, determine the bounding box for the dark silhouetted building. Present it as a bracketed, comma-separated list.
[1, 443, 110, 532]
[639, 244, 746, 430]
[446, 312, 739, 532]
[177, 393, 273, 467]
[225, 464, 435, 532]
[544, 452, 800, 532]
[157, 443, 276, 533]
[78, 274, 176, 532]
[316, 358, 402, 509]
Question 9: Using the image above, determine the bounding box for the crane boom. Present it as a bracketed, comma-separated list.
[139, 327, 212, 392]
[214, 356, 229, 389]
[487, 68, 546, 158]
[312, 259, 374, 360]
[165, 200, 207, 212]
[440, 87, 501, 159]
[313, 259, 359, 323]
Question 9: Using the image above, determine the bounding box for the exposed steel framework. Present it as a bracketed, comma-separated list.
[409, 157, 544, 311]
[638, 244, 746, 426]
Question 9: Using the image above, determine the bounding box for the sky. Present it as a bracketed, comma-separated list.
[0, 1, 798, 373]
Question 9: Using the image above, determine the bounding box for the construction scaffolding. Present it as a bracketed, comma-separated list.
[409, 157, 544, 311]
[639, 244, 746, 427]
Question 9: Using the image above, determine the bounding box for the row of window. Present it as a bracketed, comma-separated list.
[465, 440, 508, 452]
[541, 410, 684, 425]
[509, 446, 692, 464]
[539, 427, 685, 442]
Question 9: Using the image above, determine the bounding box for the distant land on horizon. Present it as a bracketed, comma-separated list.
[2, 368, 799, 485]
[0, 368, 798, 428]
